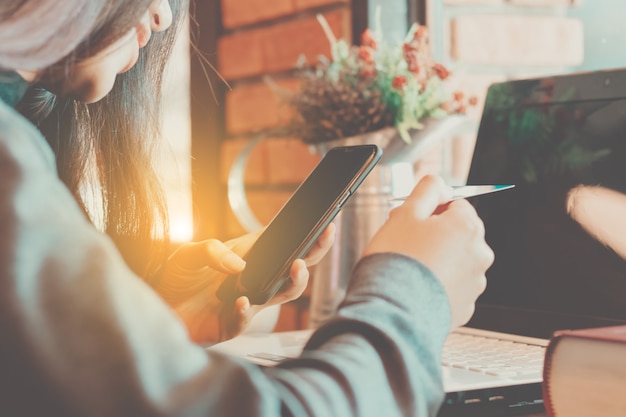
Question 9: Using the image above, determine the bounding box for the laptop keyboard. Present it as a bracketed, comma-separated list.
[442, 332, 546, 379]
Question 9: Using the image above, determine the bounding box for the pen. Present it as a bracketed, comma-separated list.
[391, 184, 515, 202]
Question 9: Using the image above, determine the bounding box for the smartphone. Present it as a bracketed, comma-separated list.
[216, 144, 383, 305]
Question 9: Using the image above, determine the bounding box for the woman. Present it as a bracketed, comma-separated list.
[12, 0, 332, 344]
[0, 1, 493, 416]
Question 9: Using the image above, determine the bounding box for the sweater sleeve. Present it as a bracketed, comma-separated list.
[265, 254, 451, 417]
[0, 101, 451, 417]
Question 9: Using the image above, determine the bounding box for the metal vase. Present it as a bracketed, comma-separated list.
[307, 157, 399, 328]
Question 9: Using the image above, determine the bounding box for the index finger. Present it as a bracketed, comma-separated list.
[403, 175, 453, 219]
[302, 223, 336, 265]
[168, 239, 246, 274]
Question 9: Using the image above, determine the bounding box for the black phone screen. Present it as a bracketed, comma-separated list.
[218, 144, 382, 305]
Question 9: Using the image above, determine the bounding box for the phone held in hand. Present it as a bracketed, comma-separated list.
[216, 144, 383, 306]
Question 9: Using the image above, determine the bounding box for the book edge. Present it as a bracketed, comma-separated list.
[553, 324, 626, 344]
[542, 333, 563, 417]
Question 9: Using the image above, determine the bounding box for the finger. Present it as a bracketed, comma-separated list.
[433, 201, 452, 215]
[168, 239, 244, 273]
[202, 240, 246, 273]
[446, 199, 485, 234]
[167, 241, 214, 271]
[435, 197, 470, 216]
[288, 259, 309, 296]
[477, 274, 488, 296]
[220, 296, 253, 340]
[266, 259, 309, 306]
[303, 223, 336, 265]
[404, 175, 453, 219]
[234, 296, 252, 328]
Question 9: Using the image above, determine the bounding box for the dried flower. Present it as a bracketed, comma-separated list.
[282, 14, 476, 144]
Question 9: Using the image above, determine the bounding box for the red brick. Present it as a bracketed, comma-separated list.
[221, 0, 295, 28]
[264, 10, 351, 73]
[294, 0, 349, 11]
[218, 30, 266, 79]
[225, 78, 300, 135]
[218, 9, 351, 81]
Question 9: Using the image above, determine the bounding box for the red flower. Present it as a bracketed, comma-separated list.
[403, 42, 417, 55]
[361, 29, 378, 49]
[453, 91, 464, 102]
[405, 53, 420, 74]
[415, 25, 429, 41]
[469, 96, 479, 106]
[392, 75, 408, 91]
[433, 63, 450, 80]
[358, 46, 375, 65]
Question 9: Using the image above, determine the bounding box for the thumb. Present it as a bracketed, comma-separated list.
[170, 240, 246, 274]
[403, 175, 453, 219]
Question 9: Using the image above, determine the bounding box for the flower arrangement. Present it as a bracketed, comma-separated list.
[282, 15, 477, 144]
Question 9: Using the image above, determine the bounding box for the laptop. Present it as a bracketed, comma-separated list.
[210, 68, 626, 416]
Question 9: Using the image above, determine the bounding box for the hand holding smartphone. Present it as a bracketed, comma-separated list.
[217, 144, 383, 305]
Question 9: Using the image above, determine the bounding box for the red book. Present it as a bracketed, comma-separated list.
[543, 325, 626, 417]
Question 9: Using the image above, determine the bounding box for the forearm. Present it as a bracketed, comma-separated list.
[265, 254, 451, 417]
[185, 254, 451, 417]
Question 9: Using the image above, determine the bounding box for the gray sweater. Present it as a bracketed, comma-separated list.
[0, 76, 450, 417]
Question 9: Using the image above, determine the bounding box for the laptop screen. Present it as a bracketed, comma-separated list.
[466, 69, 626, 339]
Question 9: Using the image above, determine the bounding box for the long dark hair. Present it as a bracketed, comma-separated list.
[18, 0, 189, 281]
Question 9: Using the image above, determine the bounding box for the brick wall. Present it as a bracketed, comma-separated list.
[217, 0, 353, 331]
[218, 0, 351, 237]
